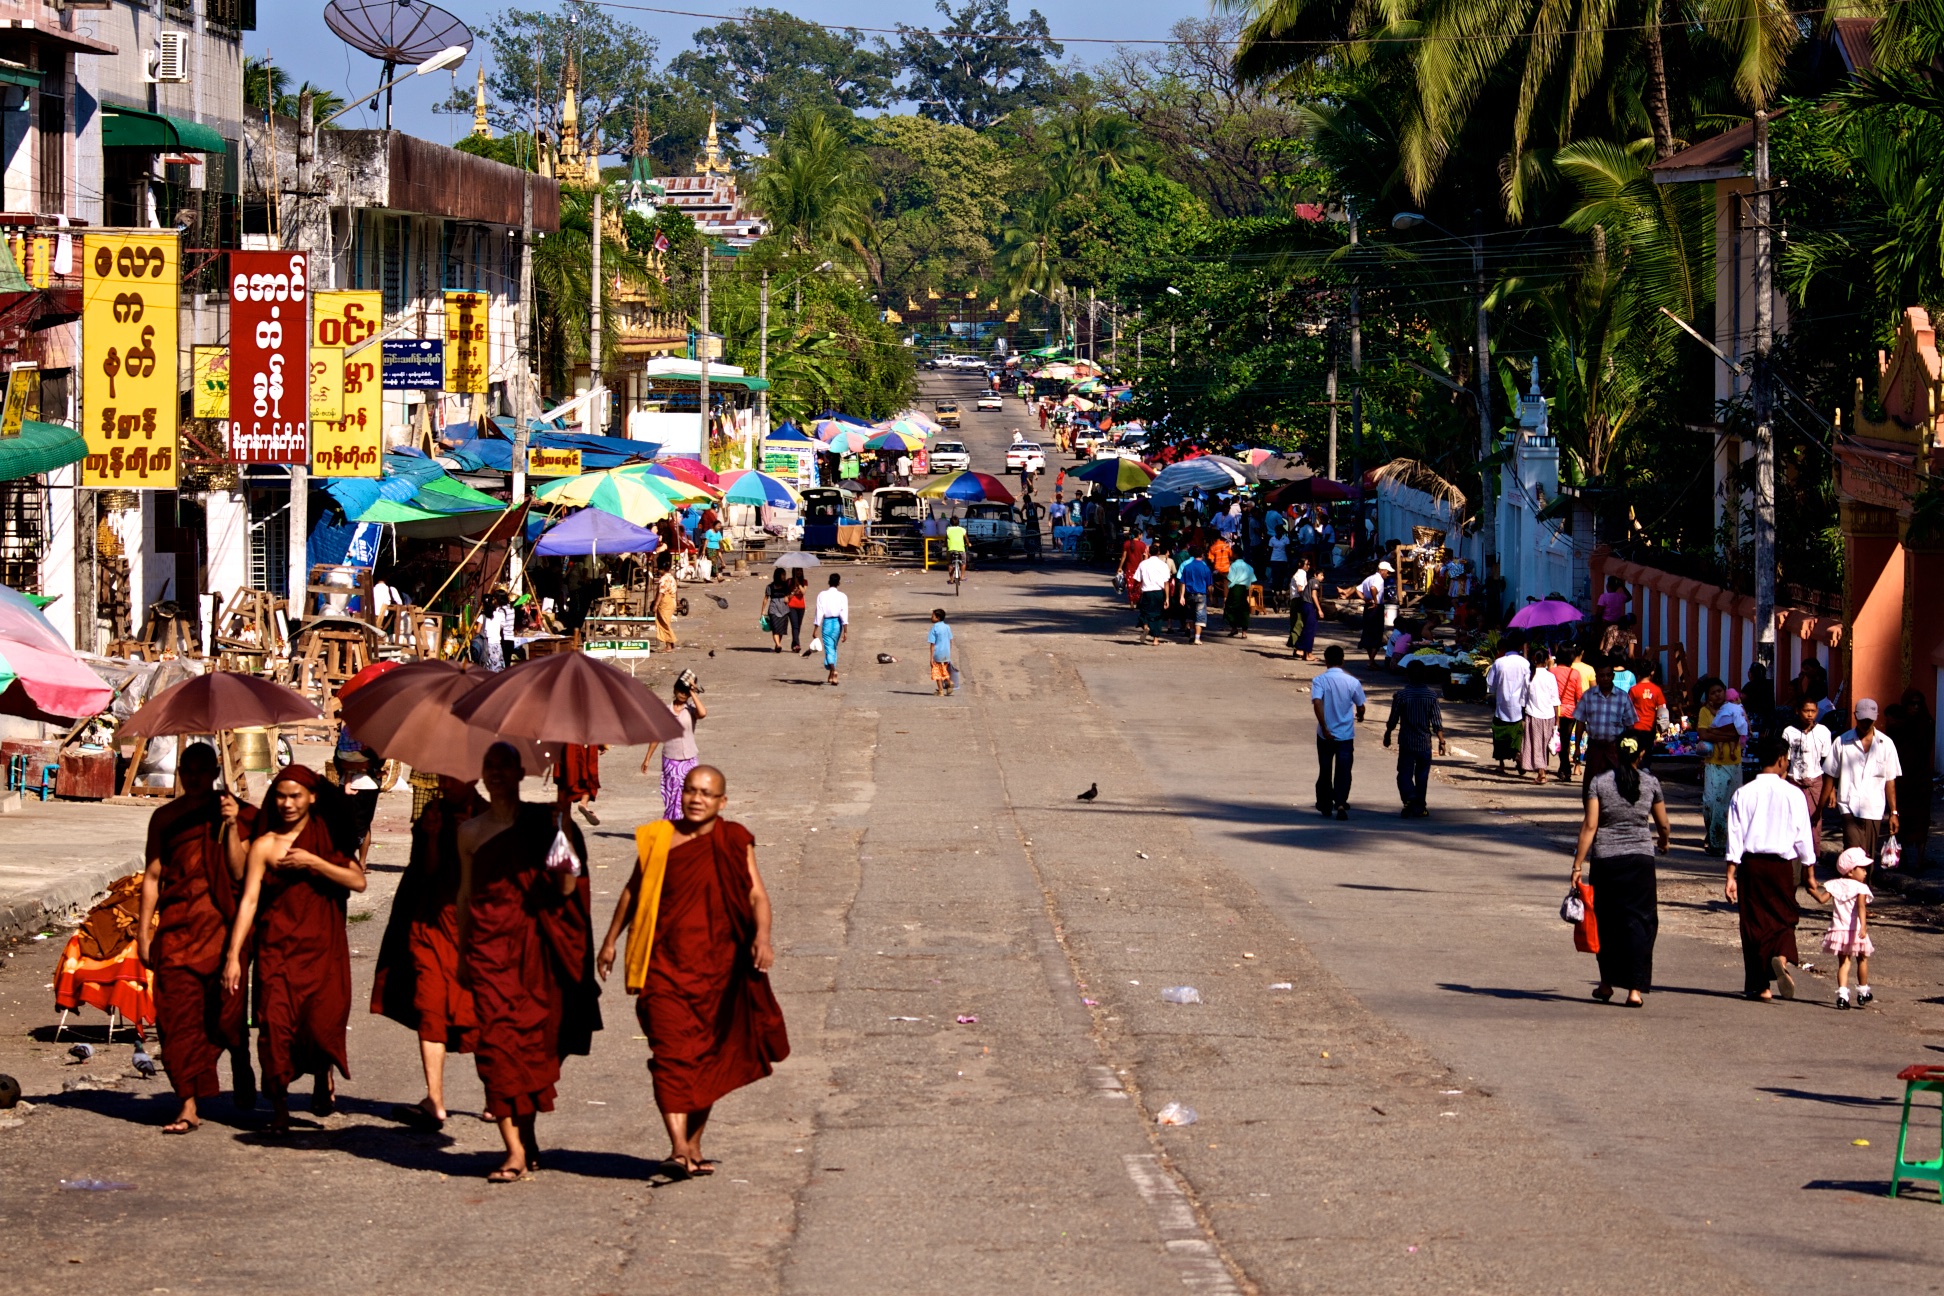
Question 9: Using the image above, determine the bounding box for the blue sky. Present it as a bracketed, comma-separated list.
[250, 1, 1209, 147]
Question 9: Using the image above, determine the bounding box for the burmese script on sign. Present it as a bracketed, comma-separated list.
[228, 250, 309, 464]
[312, 290, 382, 478]
[444, 289, 488, 395]
[82, 230, 178, 488]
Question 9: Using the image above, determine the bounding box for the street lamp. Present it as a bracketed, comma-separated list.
[1394, 209, 1496, 566]
[318, 44, 469, 130]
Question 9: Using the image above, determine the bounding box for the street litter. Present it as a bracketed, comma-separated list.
[60, 1179, 134, 1191]
[1136, 852, 1148, 859]
[1242, 952, 1255, 959]
[1439, 1089, 1462, 1095]
[62, 1074, 122, 1093]
[1269, 982, 1293, 990]
[1853, 1139, 1871, 1147]
[1155, 1103, 1198, 1126]
[956, 1015, 979, 1024]
[1081, 998, 1098, 1006]
[887, 1016, 923, 1022]
[1161, 987, 1202, 1004]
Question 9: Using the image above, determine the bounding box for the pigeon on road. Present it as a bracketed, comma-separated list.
[1076, 783, 1099, 802]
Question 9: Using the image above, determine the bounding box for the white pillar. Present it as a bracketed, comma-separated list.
[205, 487, 248, 607]
[42, 464, 76, 648]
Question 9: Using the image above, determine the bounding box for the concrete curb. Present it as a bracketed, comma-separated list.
[0, 856, 142, 944]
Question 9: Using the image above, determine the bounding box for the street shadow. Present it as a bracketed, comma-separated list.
[1437, 983, 1584, 1004]
[1338, 883, 1437, 893]
[773, 678, 830, 687]
[1640, 983, 1754, 1002]
[1802, 1178, 1899, 1200]
[1756, 1086, 1901, 1109]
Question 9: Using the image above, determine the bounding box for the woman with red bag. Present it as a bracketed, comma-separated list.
[1568, 734, 1671, 1006]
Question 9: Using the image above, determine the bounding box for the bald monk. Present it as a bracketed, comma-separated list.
[371, 774, 487, 1127]
[223, 765, 365, 1133]
[136, 742, 253, 1133]
[598, 764, 788, 1176]
[459, 741, 601, 1183]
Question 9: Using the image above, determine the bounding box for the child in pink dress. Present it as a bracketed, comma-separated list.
[1824, 846, 1875, 1009]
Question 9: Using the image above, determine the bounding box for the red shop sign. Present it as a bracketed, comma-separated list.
[227, 250, 310, 463]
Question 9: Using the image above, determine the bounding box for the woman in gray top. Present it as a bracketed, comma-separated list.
[1568, 733, 1671, 1005]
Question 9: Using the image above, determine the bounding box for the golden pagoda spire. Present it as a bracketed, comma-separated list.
[559, 51, 581, 170]
[471, 66, 491, 138]
[694, 108, 730, 177]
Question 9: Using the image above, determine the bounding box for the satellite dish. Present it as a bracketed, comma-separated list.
[324, 0, 473, 128]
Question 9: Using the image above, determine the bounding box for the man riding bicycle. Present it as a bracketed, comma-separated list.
[945, 517, 969, 583]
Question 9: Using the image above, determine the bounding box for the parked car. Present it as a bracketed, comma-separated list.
[934, 399, 961, 428]
[975, 392, 1004, 411]
[956, 502, 1021, 556]
[929, 439, 971, 473]
[1005, 441, 1046, 474]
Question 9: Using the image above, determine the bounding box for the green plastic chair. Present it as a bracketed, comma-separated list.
[1892, 1065, 1944, 1200]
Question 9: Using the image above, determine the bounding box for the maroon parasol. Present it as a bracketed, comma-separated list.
[337, 660, 553, 781]
[120, 671, 321, 739]
[448, 650, 682, 746]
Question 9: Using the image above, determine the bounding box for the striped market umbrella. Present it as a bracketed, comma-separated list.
[534, 467, 695, 525]
[865, 428, 927, 453]
[821, 426, 872, 455]
[719, 469, 804, 508]
[919, 471, 1015, 504]
[637, 458, 720, 493]
[1072, 456, 1154, 493]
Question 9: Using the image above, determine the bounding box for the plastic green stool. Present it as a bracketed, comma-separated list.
[1892, 1065, 1944, 1200]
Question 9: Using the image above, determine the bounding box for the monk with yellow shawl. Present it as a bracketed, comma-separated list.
[598, 764, 787, 1176]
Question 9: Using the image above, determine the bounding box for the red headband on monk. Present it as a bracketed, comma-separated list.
[270, 764, 320, 791]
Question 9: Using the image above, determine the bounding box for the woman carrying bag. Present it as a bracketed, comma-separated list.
[1568, 734, 1671, 1006]
[762, 569, 792, 654]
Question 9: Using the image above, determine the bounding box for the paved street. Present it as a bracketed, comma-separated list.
[2, 381, 1943, 1293]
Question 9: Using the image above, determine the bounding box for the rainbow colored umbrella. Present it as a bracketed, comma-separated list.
[887, 418, 933, 440]
[866, 428, 927, 453]
[719, 469, 803, 508]
[635, 460, 720, 495]
[920, 471, 1015, 504]
[535, 467, 692, 525]
[822, 426, 871, 455]
[615, 462, 716, 501]
[1072, 456, 1154, 493]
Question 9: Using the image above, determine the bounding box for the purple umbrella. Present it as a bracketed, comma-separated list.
[1507, 599, 1584, 630]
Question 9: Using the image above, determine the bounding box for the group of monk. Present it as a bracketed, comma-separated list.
[136, 740, 788, 1183]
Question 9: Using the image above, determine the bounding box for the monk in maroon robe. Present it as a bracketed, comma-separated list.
[371, 775, 486, 1126]
[223, 765, 365, 1133]
[460, 742, 601, 1182]
[599, 764, 787, 1176]
[556, 743, 602, 826]
[136, 742, 253, 1133]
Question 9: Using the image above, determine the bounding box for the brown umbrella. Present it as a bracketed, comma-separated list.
[120, 671, 321, 739]
[449, 651, 682, 746]
[337, 660, 554, 782]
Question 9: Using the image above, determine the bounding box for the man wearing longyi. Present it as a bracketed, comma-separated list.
[599, 764, 789, 1177]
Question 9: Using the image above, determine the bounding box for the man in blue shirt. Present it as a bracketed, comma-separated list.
[1176, 549, 1213, 645]
[1310, 644, 1368, 819]
[927, 608, 956, 696]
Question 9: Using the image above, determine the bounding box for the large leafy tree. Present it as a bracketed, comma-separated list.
[860, 115, 1012, 307]
[670, 9, 898, 142]
[454, 3, 661, 158]
[897, 0, 1066, 129]
[747, 110, 879, 271]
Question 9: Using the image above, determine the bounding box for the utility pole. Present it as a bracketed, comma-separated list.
[698, 244, 711, 457]
[511, 173, 534, 503]
[1088, 286, 1096, 364]
[590, 188, 602, 435]
[1751, 109, 1776, 675]
[758, 269, 770, 434]
[287, 91, 313, 609]
[1474, 211, 1497, 572]
[1326, 343, 1339, 481]
[1348, 202, 1365, 538]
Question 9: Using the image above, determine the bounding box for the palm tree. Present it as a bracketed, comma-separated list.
[994, 187, 1067, 307]
[1049, 109, 1148, 194]
[748, 110, 877, 272]
[530, 186, 655, 396]
[243, 55, 288, 113]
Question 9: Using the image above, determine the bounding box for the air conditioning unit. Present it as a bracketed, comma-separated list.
[155, 33, 188, 83]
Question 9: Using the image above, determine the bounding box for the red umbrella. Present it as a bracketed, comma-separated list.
[450, 651, 682, 746]
[337, 659, 402, 703]
[1265, 476, 1356, 508]
[338, 660, 552, 781]
[121, 672, 321, 739]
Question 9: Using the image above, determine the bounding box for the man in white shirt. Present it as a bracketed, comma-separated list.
[895, 453, 913, 485]
[1822, 697, 1901, 863]
[814, 572, 850, 685]
[1133, 548, 1174, 645]
[1727, 733, 1827, 1000]
[1336, 561, 1391, 664]
[1782, 695, 1835, 842]
[1309, 644, 1367, 819]
[1484, 641, 1533, 773]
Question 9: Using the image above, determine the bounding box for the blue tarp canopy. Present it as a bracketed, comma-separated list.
[818, 410, 876, 428]
[766, 421, 816, 443]
[532, 507, 662, 557]
[437, 420, 664, 472]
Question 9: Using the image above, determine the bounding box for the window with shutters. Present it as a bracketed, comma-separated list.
[37, 90, 63, 213]
[0, 480, 45, 595]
